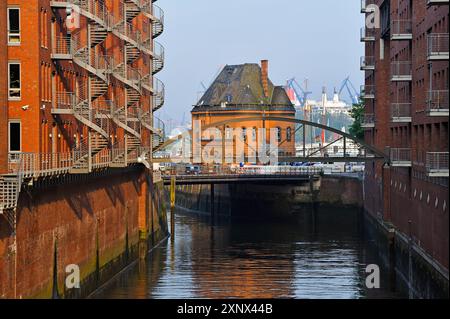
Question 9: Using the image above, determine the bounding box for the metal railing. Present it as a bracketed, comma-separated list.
[153, 77, 165, 111]
[391, 20, 412, 37]
[127, 66, 142, 83]
[360, 56, 375, 69]
[113, 18, 142, 46]
[52, 0, 112, 29]
[390, 148, 412, 163]
[164, 165, 324, 178]
[360, 27, 376, 41]
[152, 4, 165, 38]
[53, 36, 72, 55]
[391, 103, 412, 120]
[360, 85, 375, 98]
[427, 34, 449, 58]
[8, 152, 73, 178]
[427, 90, 449, 112]
[391, 61, 412, 79]
[127, 107, 142, 136]
[92, 148, 112, 169]
[426, 152, 449, 172]
[361, 0, 376, 13]
[91, 54, 113, 75]
[55, 92, 76, 110]
[361, 114, 375, 126]
[1, 154, 24, 214]
[153, 40, 165, 74]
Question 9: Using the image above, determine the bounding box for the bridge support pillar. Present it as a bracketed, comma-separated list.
[382, 164, 392, 222]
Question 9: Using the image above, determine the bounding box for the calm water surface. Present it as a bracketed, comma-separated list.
[92, 209, 405, 299]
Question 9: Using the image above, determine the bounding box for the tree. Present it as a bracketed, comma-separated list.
[349, 101, 365, 140]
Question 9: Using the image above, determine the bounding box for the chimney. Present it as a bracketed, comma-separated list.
[261, 60, 269, 98]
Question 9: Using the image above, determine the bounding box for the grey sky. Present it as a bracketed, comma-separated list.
[157, 0, 364, 125]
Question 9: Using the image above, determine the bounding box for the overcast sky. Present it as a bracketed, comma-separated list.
[156, 0, 364, 126]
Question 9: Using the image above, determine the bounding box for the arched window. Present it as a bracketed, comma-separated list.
[276, 127, 282, 142]
[225, 126, 231, 140]
[286, 127, 292, 142]
[242, 127, 247, 141]
[252, 127, 257, 141]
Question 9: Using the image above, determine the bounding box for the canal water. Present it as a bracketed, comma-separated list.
[92, 208, 405, 299]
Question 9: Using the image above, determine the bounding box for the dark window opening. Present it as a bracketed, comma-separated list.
[9, 122, 21, 152]
[287, 127, 292, 142]
[8, 8, 20, 43]
[9, 63, 21, 98]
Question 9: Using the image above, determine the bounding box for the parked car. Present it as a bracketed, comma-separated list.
[291, 162, 304, 166]
[185, 165, 202, 175]
[278, 162, 290, 166]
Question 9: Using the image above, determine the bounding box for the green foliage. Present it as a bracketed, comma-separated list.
[349, 101, 365, 140]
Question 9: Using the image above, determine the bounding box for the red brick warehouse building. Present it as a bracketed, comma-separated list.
[360, 0, 449, 293]
[0, 0, 168, 298]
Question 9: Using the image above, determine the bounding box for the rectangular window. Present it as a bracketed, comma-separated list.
[44, 10, 48, 48]
[7, 8, 20, 45]
[8, 121, 21, 153]
[8, 62, 21, 99]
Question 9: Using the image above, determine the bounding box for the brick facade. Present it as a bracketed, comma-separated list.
[362, 0, 449, 269]
[3, 0, 164, 164]
[0, 2, 7, 174]
[0, 0, 168, 298]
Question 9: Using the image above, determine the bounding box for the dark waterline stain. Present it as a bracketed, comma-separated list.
[92, 208, 405, 299]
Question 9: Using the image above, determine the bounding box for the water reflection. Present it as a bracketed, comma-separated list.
[92, 209, 404, 299]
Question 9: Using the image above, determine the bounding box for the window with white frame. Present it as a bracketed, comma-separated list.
[8, 62, 21, 99]
[7, 8, 20, 44]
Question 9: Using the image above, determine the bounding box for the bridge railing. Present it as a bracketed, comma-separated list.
[235, 166, 323, 176]
[164, 164, 323, 177]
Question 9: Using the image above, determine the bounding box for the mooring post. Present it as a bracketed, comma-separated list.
[343, 137, 347, 173]
[211, 183, 215, 220]
[170, 176, 176, 239]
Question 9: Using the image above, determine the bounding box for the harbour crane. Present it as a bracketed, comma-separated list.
[338, 76, 360, 105]
[285, 78, 312, 108]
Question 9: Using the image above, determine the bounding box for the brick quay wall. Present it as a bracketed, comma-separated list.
[0, 167, 168, 298]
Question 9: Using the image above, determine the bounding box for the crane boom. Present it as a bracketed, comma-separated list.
[339, 76, 360, 105]
[285, 77, 312, 108]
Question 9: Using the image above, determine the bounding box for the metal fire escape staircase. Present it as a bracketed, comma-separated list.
[49, 0, 166, 166]
[111, 102, 142, 167]
[152, 116, 166, 152]
[0, 171, 23, 229]
[51, 3, 113, 173]
[152, 41, 165, 75]
[150, 3, 164, 39]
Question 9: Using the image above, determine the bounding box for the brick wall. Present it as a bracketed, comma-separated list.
[0, 2, 7, 173]
[192, 110, 297, 162]
[0, 168, 168, 298]
[363, 0, 449, 270]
